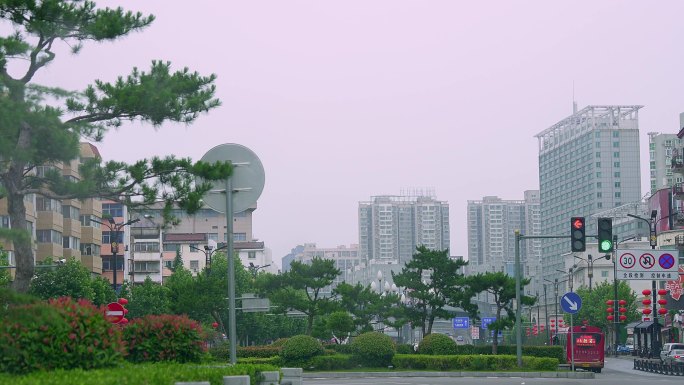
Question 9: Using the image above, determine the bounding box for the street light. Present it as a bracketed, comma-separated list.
[248, 262, 271, 278]
[544, 277, 567, 345]
[556, 268, 574, 292]
[91, 217, 140, 293]
[573, 254, 611, 292]
[189, 244, 228, 271]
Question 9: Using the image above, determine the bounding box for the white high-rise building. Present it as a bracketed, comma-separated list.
[466, 191, 541, 294]
[535, 105, 643, 285]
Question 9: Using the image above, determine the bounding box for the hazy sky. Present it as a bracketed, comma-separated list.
[20, 1, 684, 266]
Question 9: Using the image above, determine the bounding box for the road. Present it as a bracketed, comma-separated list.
[303, 356, 681, 385]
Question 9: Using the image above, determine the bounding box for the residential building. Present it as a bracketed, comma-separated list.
[129, 217, 163, 284]
[535, 105, 643, 285]
[649, 132, 682, 194]
[466, 191, 541, 295]
[290, 243, 360, 289]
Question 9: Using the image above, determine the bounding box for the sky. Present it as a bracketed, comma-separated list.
[15, 1, 684, 267]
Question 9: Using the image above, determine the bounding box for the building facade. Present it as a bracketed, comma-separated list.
[535, 105, 643, 285]
[649, 132, 682, 194]
[466, 191, 541, 294]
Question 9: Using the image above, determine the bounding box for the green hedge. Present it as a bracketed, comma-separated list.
[392, 354, 559, 371]
[324, 343, 355, 354]
[0, 362, 278, 385]
[310, 354, 357, 371]
[238, 356, 283, 366]
[469, 345, 564, 362]
[237, 345, 281, 358]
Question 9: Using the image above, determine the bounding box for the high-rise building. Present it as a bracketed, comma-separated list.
[466, 191, 541, 294]
[359, 190, 449, 266]
[290, 243, 360, 290]
[649, 132, 683, 193]
[535, 105, 643, 284]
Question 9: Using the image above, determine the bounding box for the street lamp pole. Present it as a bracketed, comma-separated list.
[189, 244, 228, 271]
[248, 262, 271, 279]
[544, 284, 549, 344]
[92, 217, 139, 293]
[627, 212, 660, 358]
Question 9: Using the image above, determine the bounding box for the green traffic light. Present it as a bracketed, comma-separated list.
[599, 239, 613, 252]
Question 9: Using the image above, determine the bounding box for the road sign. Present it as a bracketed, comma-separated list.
[617, 249, 678, 280]
[105, 302, 125, 324]
[471, 326, 480, 340]
[453, 317, 470, 329]
[482, 317, 496, 329]
[560, 292, 582, 314]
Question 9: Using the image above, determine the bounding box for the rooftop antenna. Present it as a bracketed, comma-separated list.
[572, 81, 577, 114]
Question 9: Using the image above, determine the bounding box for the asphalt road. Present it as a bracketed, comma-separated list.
[303, 356, 682, 385]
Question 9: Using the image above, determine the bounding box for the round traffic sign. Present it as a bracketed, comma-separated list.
[639, 253, 656, 269]
[106, 302, 125, 324]
[660, 253, 676, 269]
[619, 253, 635, 269]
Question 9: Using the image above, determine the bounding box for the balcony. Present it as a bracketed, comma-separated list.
[673, 183, 684, 201]
[672, 149, 684, 174]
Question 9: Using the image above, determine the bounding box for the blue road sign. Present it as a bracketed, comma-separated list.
[560, 292, 582, 314]
[482, 317, 496, 329]
[453, 317, 470, 329]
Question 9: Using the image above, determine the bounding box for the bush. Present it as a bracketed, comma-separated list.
[270, 337, 289, 347]
[310, 354, 356, 370]
[123, 314, 205, 363]
[418, 333, 457, 355]
[237, 345, 281, 358]
[208, 340, 231, 361]
[351, 331, 396, 367]
[281, 334, 325, 367]
[0, 296, 126, 374]
[396, 343, 415, 354]
[324, 343, 355, 354]
[392, 354, 559, 371]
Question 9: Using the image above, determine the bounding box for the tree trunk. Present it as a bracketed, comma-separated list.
[492, 306, 502, 355]
[306, 313, 314, 335]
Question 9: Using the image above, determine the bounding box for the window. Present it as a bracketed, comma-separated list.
[102, 203, 123, 218]
[80, 215, 100, 227]
[102, 231, 124, 244]
[133, 261, 160, 273]
[601, 271, 609, 277]
[207, 233, 218, 243]
[80, 243, 100, 256]
[102, 256, 124, 271]
[36, 229, 62, 244]
[62, 236, 80, 250]
[615, 192, 621, 198]
[614, 172, 620, 178]
[62, 205, 80, 220]
[234, 233, 247, 241]
[36, 197, 61, 213]
[163, 243, 180, 252]
[134, 242, 160, 252]
[248, 251, 256, 259]
[0, 216, 9, 228]
[164, 260, 173, 269]
[190, 260, 199, 272]
[189, 244, 198, 251]
[614, 162, 620, 168]
[615, 182, 621, 188]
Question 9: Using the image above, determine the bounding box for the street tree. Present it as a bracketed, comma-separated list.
[28, 258, 115, 304]
[0, 247, 11, 288]
[332, 281, 396, 334]
[0, 0, 230, 292]
[574, 280, 638, 343]
[466, 271, 536, 354]
[123, 277, 171, 319]
[256, 257, 340, 335]
[392, 246, 475, 336]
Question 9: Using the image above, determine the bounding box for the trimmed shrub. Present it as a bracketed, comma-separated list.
[0, 296, 126, 374]
[324, 343, 355, 354]
[418, 333, 457, 355]
[281, 334, 325, 367]
[311, 354, 356, 370]
[237, 345, 281, 358]
[351, 331, 396, 367]
[396, 343, 415, 354]
[123, 314, 205, 363]
[391, 354, 559, 371]
[208, 340, 231, 361]
[270, 337, 289, 347]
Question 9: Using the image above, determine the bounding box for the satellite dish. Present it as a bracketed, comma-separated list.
[198, 143, 265, 214]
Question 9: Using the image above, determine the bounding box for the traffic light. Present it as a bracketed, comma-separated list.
[571, 217, 586, 252]
[597, 217, 613, 253]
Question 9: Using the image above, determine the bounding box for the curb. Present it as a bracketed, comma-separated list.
[302, 371, 595, 379]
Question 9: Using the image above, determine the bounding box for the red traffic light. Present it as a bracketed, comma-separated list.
[572, 218, 585, 229]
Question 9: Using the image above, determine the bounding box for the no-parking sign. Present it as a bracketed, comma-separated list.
[616, 249, 678, 280]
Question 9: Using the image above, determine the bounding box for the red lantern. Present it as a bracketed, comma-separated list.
[120, 318, 129, 324]
[212, 322, 219, 329]
[658, 299, 667, 305]
[642, 299, 651, 306]
[123, 308, 129, 315]
[658, 289, 668, 296]
[607, 307, 615, 313]
[533, 330, 538, 335]
[643, 308, 652, 315]
[540, 325, 545, 330]
[658, 308, 668, 315]
[643, 289, 652, 296]
[118, 298, 128, 305]
[619, 307, 627, 313]
[550, 319, 555, 324]
[558, 319, 564, 324]
[607, 315, 615, 321]
[618, 300, 627, 306]
[619, 315, 627, 321]
[606, 300, 614, 306]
